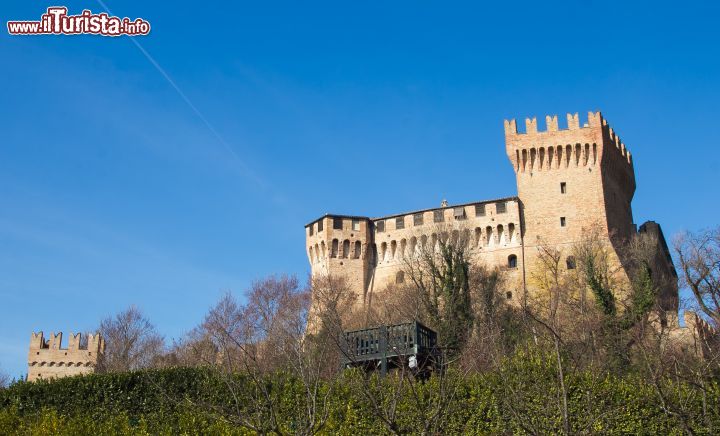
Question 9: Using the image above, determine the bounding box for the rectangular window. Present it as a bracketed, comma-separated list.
[413, 213, 424, 226]
[352, 219, 360, 231]
[317, 219, 323, 231]
[560, 217, 566, 227]
[496, 202, 507, 214]
[475, 204, 486, 217]
[333, 217, 343, 230]
[560, 182, 567, 194]
[454, 206, 466, 220]
[376, 220, 385, 232]
[433, 210, 444, 223]
[396, 217, 405, 230]
[309, 224, 314, 236]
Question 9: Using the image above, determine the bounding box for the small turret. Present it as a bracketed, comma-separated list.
[27, 331, 105, 382]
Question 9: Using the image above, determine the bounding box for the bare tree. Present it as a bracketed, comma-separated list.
[400, 224, 475, 358]
[97, 305, 164, 372]
[173, 274, 339, 435]
[674, 226, 720, 328]
[525, 241, 574, 434]
[0, 368, 9, 388]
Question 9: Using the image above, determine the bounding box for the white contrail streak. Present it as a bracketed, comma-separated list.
[95, 0, 269, 191]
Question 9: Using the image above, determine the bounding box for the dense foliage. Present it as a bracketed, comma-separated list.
[2, 353, 718, 435]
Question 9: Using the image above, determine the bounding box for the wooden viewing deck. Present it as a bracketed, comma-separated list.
[340, 321, 440, 376]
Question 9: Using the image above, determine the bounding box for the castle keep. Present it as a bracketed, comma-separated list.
[27, 331, 105, 381]
[305, 111, 678, 321]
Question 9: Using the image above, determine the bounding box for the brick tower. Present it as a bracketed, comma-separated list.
[27, 331, 105, 381]
[305, 214, 375, 309]
[505, 111, 635, 251]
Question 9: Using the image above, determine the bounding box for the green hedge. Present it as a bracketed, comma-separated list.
[2, 355, 718, 435]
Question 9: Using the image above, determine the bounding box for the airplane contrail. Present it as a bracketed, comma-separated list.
[95, 0, 270, 192]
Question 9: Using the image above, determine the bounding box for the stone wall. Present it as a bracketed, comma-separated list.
[27, 331, 104, 382]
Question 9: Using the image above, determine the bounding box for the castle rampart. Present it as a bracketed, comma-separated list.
[27, 331, 105, 381]
[306, 110, 678, 325]
[307, 197, 525, 312]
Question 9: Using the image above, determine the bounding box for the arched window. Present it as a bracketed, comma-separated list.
[592, 143, 597, 164]
[486, 226, 493, 245]
[565, 144, 572, 167]
[440, 231, 449, 244]
[508, 223, 515, 243]
[390, 240, 397, 259]
[342, 239, 350, 258]
[396, 271, 405, 284]
[530, 148, 537, 169]
[497, 224, 504, 245]
[461, 229, 471, 249]
[331, 239, 339, 258]
[566, 256, 576, 270]
[409, 236, 417, 255]
[354, 241, 361, 259]
[475, 227, 482, 248]
[575, 143, 581, 166]
[508, 254, 518, 268]
[380, 242, 387, 262]
[400, 239, 407, 258]
[556, 145, 563, 168]
[315, 243, 320, 261]
[308, 246, 314, 263]
[548, 147, 554, 169]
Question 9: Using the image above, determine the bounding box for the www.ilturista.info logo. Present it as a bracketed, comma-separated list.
[7, 7, 151, 36]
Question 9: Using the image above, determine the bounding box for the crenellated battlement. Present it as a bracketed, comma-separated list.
[504, 111, 632, 167]
[29, 331, 104, 352]
[27, 331, 105, 381]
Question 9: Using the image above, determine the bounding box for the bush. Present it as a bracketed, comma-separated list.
[1, 358, 718, 434]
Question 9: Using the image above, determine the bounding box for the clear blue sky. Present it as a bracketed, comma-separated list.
[1, 0, 718, 378]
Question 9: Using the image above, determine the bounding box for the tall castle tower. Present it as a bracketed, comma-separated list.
[504, 112, 636, 262]
[27, 331, 105, 381]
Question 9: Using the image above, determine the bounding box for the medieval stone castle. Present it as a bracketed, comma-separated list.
[20, 111, 713, 382]
[305, 111, 679, 321]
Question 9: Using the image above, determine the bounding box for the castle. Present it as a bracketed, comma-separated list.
[304, 111, 679, 323]
[27, 331, 105, 381]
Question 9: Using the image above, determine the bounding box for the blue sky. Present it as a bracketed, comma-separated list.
[1, 0, 719, 378]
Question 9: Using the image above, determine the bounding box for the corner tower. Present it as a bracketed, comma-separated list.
[305, 214, 374, 308]
[505, 111, 636, 253]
